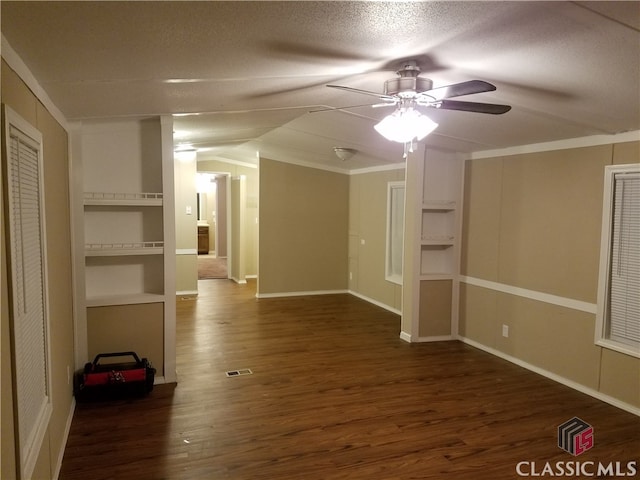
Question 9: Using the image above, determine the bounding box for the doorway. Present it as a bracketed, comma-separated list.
[196, 172, 229, 280]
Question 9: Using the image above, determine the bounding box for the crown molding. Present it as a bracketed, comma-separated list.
[471, 131, 640, 160]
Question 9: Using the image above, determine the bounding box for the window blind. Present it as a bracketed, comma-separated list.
[608, 172, 640, 346]
[4, 109, 51, 479]
[386, 182, 405, 285]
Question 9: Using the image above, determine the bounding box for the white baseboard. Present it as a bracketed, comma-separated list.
[176, 290, 198, 297]
[399, 331, 412, 342]
[52, 397, 76, 480]
[399, 332, 457, 343]
[254, 289, 401, 319]
[176, 248, 197, 255]
[415, 335, 456, 342]
[348, 290, 401, 315]
[459, 336, 640, 417]
[256, 289, 348, 299]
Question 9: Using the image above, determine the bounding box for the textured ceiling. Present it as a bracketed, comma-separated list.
[2, 1, 639, 171]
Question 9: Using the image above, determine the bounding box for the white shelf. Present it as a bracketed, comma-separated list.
[86, 293, 165, 307]
[84, 192, 163, 206]
[422, 201, 456, 211]
[421, 235, 454, 246]
[85, 241, 164, 256]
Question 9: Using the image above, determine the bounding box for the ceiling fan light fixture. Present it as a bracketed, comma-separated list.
[374, 107, 438, 144]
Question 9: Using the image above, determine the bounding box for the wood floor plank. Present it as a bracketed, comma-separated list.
[60, 279, 640, 479]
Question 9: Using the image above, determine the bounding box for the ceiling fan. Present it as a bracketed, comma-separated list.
[324, 60, 511, 115]
[319, 60, 511, 153]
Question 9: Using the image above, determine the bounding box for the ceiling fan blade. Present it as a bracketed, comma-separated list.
[420, 80, 497, 101]
[246, 79, 336, 99]
[308, 102, 393, 113]
[327, 84, 395, 101]
[435, 100, 511, 115]
[265, 42, 445, 74]
[264, 40, 373, 62]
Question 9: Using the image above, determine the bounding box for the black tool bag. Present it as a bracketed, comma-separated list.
[74, 351, 156, 402]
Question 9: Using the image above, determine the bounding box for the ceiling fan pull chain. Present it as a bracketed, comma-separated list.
[403, 140, 414, 159]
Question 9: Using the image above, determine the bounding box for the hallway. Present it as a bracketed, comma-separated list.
[60, 280, 640, 479]
[197, 254, 228, 280]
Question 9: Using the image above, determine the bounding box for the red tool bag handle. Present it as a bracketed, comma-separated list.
[91, 351, 143, 366]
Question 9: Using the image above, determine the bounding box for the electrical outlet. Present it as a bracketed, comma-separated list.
[186, 205, 192, 215]
[502, 324, 509, 338]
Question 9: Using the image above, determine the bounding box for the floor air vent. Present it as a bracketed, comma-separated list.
[225, 369, 253, 377]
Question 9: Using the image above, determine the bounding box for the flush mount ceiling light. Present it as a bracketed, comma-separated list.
[333, 147, 357, 161]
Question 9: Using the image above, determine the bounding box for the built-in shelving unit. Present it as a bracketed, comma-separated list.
[406, 149, 463, 341]
[73, 116, 176, 383]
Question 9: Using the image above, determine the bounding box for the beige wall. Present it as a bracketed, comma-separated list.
[175, 153, 197, 250]
[87, 303, 164, 373]
[349, 168, 405, 310]
[176, 254, 198, 294]
[174, 152, 198, 293]
[258, 158, 348, 295]
[229, 175, 246, 282]
[2, 60, 75, 479]
[460, 141, 640, 408]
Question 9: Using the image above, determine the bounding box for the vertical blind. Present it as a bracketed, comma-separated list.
[6, 117, 51, 478]
[608, 172, 640, 346]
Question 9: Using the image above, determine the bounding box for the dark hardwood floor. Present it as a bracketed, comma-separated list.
[60, 280, 639, 479]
